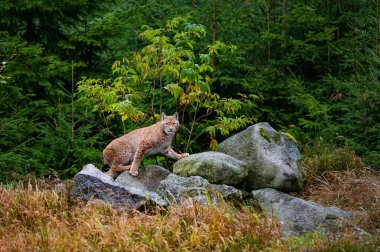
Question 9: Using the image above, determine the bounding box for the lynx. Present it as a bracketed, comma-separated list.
[102, 112, 189, 179]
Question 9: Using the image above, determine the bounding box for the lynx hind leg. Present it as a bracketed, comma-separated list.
[104, 146, 133, 179]
[111, 164, 132, 172]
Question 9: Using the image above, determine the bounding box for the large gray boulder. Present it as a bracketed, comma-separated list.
[173, 151, 248, 185]
[216, 122, 302, 192]
[157, 173, 242, 203]
[115, 165, 171, 192]
[252, 188, 351, 236]
[72, 164, 167, 210]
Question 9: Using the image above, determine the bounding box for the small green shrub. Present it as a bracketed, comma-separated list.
[301, 140, 365, 184]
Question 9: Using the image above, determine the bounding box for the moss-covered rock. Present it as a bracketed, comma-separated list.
[260, 127, 271, 142]
[173, 151, 248, 186]
[216, 122, 302, 192]
[157, 173, 243, 203]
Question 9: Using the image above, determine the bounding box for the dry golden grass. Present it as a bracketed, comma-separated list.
[301, 144, 367, 188]
[1, 144, 379, 251]
[300, 169, 380, 236]
[300, 143, 380, 236]
[298, 143, 380, 252]
[0, 179, 379, 252]
[0, 181, 283, 252]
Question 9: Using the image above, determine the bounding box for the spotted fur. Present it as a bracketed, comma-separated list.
[103, 112, 189, 178]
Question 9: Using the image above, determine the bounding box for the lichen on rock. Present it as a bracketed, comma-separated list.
[173, 151, 248, 186]
[259, 127, 271, 142]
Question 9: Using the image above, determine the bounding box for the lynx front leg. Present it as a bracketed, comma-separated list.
[164, 147, 189, 160]
[129, 147, 146, 176]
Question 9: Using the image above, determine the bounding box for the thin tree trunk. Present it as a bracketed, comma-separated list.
[281, 0, 286, 35]
[151, 77, 156, 117]
[327, 1, 330, 64]
[71, 60, 75, 141]
[353, 9, 357, 81]
[337, 26, 341, 74]
[376, 0, 379, 80]
[377, 0, 380, 54]
[211, 0, 217, 68]
[266, 3, 271, 61]
[280, 0, 287, 73]
[25, 13, 36, 42]
[281, 0, 286, 23]
[159, 71, 163, 115]
[186, 102, 199, 153]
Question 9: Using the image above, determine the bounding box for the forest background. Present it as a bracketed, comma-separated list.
[1, 0, 379, 181]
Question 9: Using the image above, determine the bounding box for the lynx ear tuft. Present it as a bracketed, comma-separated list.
[161, 112, 167, 121]
[173, 112, 179, 120]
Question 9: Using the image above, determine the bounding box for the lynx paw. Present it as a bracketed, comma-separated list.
[129, 170, 139, 176]
[181, 153, 190, 158]
[105, 170, 118, 180]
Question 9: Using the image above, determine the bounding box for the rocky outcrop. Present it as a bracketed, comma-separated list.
[71, 121, 353, 237]
[251, 188, 351, 236]
[72, 164, 242, 209]
[71, 164, 167, 210]
[157, 173, 242, 203]
[173, 151, 248, 186]
[216, 122, 302, 192]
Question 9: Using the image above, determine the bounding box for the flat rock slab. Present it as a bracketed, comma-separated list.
[217, 122, 302, 192]
[72, 164, 167, 210]
[252, 188, 351, 236]
[173, 151, 248, 185]
[158, 173, 242, 204]
[115, 165, 171, 192]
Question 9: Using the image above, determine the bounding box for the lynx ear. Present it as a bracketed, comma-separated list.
[161, 112, 167, 121]
[173, 112, 179, 120]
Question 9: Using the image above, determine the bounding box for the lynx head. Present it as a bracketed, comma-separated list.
[161, 112, 180, 135]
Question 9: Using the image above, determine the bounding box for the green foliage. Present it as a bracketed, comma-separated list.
[78, 17, 259, 153]
[287, 77, 331, 133]
[1, 0, 380, 180]
[0, 99, 105, 180]
[0, 1, 117, 179]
